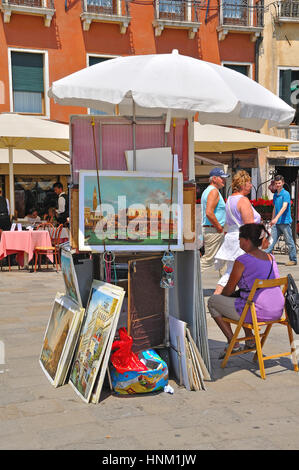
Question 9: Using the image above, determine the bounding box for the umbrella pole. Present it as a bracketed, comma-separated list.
[8, 146, 15, 217]
[132, 99, 136, 171]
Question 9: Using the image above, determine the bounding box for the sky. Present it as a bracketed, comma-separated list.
[84, 175, 178, 209]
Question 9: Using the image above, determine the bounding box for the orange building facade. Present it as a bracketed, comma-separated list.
[0, 0, 263, 123]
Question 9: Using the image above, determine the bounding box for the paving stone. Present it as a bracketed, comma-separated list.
[36, 422, 107, 449]
[0, 404, 22, 421]
[97, 414, 173, 440]
[213, 437, 276, 450]
[0, 386, 36, 406]
[133, 425, 217, 449]
[15, 398, 65, 417]
[55, 434, 141, 450]
[19, 409, 98, 434]
[0, 431, 42, 450]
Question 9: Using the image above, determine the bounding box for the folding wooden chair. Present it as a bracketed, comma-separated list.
[33, 223, 63, 272]
[221, 277, 299, 379]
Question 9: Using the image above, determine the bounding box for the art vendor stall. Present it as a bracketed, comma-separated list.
[43, 50, 295, 402]
[39, 113, 212, 402]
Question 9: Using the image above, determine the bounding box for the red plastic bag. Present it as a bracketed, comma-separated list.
[111, 327, 147, 374]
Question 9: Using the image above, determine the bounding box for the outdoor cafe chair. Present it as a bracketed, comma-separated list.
[220, 277, 299, 379]
[33, 223, 63, 272]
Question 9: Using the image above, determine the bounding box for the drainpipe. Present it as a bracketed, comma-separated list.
[205, 0, 211, 24]
[255, 35, 263, 83]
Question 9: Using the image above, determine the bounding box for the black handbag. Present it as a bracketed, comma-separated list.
[285, 274, 299, 334]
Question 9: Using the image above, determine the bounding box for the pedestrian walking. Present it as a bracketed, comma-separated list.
[265, 175, 297, 266]
[200, 168, 229, 273]
[214, 170, 261, 294]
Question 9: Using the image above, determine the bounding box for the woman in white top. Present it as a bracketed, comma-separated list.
[214, 170, 261, 294]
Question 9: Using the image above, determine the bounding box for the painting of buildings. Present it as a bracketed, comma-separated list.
[69, 281, 123, 403]
[79, 170, 183, 252]
[40, 295, 77, 384]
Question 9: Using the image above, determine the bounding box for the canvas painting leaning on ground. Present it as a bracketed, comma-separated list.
[61, 248, 82, 307]
[69, 280, 124, 403]
[39, 293, 85, 387]
[78, 170, 184, 252]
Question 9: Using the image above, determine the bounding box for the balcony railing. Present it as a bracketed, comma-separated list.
[289, 126, 299, 140]
[1, 0, 54, 7]
[217, 0, 264, 40]
[221, 0, 264, 28]
[153, 0, 202, 38]
[0, 0, 55, 25]
[154, 0, 201, 22]
[81, 0, 129, 16]
[81, 0, 131, 32]
[275, 1, 299, 19]
[158, 0, 187, 22]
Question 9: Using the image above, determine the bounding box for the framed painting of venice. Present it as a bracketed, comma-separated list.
[39, 293, 84, 387]
[69, 280, 124, 403]
[61, 248, 82, 307]
[78, 170, 184, 252]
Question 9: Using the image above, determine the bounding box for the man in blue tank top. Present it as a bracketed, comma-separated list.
[201, 168, 228, 273]
[265, 175, 297, 266]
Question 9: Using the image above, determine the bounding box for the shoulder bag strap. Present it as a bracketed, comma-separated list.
[266, 253, 274, 279]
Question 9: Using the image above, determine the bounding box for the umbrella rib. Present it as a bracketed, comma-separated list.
[28, 150, 56, 165]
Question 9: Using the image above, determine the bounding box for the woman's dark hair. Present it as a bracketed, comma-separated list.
[239, 223, 270, 248]
[28, 207, 37, 215]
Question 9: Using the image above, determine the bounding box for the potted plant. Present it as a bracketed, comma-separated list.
[250, 197, 274, 221]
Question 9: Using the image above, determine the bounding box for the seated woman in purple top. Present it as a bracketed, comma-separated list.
[208, 223, 285, 358]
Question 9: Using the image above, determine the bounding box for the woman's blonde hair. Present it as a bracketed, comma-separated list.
[232, 170, 251, 193]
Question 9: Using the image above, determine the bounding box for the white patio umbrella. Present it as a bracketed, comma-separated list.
[48, 49, 295, 130]
[0, 113, 69, 215]
[194, 123, 299, 152]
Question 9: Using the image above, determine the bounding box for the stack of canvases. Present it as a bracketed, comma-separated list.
[39, 247, 125, 403]
[169, 316, 210, 391]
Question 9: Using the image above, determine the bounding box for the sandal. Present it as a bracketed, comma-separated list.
[244, 339, 256, 350]
[218, 342, 242, 360]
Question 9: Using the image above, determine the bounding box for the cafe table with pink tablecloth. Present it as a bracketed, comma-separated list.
[0, 230, 53, 267]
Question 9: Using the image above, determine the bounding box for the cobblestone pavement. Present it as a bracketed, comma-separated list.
[0, 253, 299, 450]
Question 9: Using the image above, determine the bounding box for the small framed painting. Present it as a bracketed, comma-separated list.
[78, 170, 184, 252]
[61, 249, 82, 307]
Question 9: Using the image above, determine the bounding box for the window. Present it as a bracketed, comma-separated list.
[222, 0, 248, 25]
[86, 0, 114, 14]
[10, 51, 45, 114]
[279, 68, 299, 125]
[223, 63, 251, 77]
[158, 0, 185, 21]
[88, 55, 113, 115]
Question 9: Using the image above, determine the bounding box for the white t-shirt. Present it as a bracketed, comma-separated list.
[24, 215, 41, 224]
[57, 192, 66, 214]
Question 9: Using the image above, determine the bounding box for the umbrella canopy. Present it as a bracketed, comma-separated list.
[0, 113, 69, 150]
[0, 113, 69, 215]
[0, 149, 69, 164]
[194, 123, 299, 152]
[48, 50, 295, 131]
